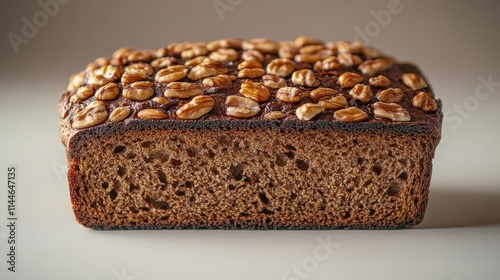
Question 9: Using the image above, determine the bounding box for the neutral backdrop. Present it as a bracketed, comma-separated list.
[1, 0, 499, 279]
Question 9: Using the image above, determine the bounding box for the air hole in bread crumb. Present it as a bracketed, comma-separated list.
[290, 193, 298, 199]
[218, 135, 231, 145]
[101, 182, 109, 189]
[189, 196, 196, 202]
[126, 152, 136, 159]
[141, 141, 153, 148]
[398, 171, 408, 180]
[228, 184, 236, 190]
[285, 151, 295, 159]
[170, 158, 182, 166]
[129, 184, 139, 192]
[145, 196, 171, 210]
[210, 167, 219, 175]
[265, 218, 272, 224]
[414, 198, 419, 204]
[261, 208, 274, 215]
[342, 211, 351, 219]
[157, 170, 167, 184]
[186, 147, 198, 157]
[229, 164, 244, 181]
[240, 212, 250, 217]
[117, 166, 126, 176]
[387, 182, 401, 196]
[357, 157, 364, 165]
[207, 149, 216, 159]
[259, 193, 270, 204]
[185, 181, 194, 188]
[363, 179, 372, 187]
[275, 154, 287, 167]
[109, 189, 118, 200]
[369, 209, 376, 215]
[285, 144, 297, 151]
[372, 165, 382, 175]
[113, 146, 126, 153]
[296, 159, 309, 171]
[175, 190, 185, 196]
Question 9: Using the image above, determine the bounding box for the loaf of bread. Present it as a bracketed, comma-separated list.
[58, 37, 442, 229]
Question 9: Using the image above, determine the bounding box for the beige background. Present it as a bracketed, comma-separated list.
[1, 0, 499, 279]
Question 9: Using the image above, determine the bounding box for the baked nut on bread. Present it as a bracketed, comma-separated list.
[58, 37, 443, 229]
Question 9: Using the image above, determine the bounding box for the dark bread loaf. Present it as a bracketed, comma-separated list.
[58, 37, 442, 229]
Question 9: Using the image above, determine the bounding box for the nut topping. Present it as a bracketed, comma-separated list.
[151, 57, 176, 69]
[278, 41, 299, 59]
[294, 50, 332, 63]
[291, 69, 320, 87]
[121, 68, 148, 85]
[376, 88, 404, 103]
[181, 45, 208, 59]
[238, 68, 266, 79]
[155, 65, 188, 83]
[207, 38, 242, 51]
[412, 91, 437, 112]
[338, 53, 362, 67]
[72, 101, 108, 129]
[402, 73, 428, 90]
[95, 83, 120, 101]
[108, 106, 131, 122]
[87, 65, 122, 87]
[164, 82, 204, 99]
[333, 107, 369, 122]
[241, 49, 264, 62]
[122, 81, 154, 101]
[242, 38, 279, 54]
[295, 36, 323, 47]
[373, 102, 411, 122]
[225, 95, 261, 118]
[358, 58, 393, 75]
[176, 95, 215, 119]
[349, 84, 373, 103]
[238, 60, 263, 70]
[296, 103, 325, 121]
[264, 111, 286, 119]
[184, 56, 207, 67]
[239, 81, 270, 102]
[125, 63, 154, 75]
[338, 72, 364, 88]
[70, 86, 94, 103]
[266, 58, 296, 77]
[262, 75, 286, 89]
[187, 60, 228, 80]
[318, 95, 348, 109]
[314, 56, 341, 71]
[310, 87, 338, 102]
[209, 48, 239, 61]
[369, 75, 391, 87]
[202, 75, 237, 87]
[137, 109, 167, 120]
[276, 87, 302, 103]
[67, 71, 86, 91]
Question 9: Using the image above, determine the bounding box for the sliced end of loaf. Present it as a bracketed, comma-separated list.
[67, 123, 438, 229]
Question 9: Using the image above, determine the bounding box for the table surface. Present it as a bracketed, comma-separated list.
[1, 1, 499, 279]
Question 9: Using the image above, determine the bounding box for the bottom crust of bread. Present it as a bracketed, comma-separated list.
[66, 122, 439, 230]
